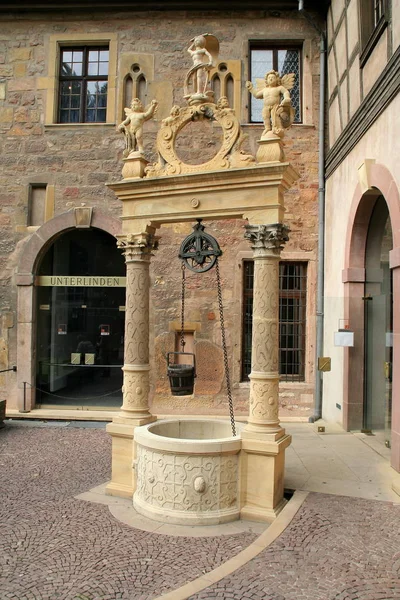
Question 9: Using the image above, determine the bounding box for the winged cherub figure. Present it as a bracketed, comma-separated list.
[118, 98, 158, 156]
[246, 70, 295, 137]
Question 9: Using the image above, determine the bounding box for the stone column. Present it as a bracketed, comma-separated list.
[106, 231, 157, 498]
[244, 223, 289, 438]
[240, 223, 292, 522]
[117, 232, 157, 421]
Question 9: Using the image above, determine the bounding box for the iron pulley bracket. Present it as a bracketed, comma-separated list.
[169, 220, 236, 436]
[178, 219, 222, 273]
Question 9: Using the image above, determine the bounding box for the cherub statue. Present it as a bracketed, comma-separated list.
[118, 98, 158, 156]
[246, 70, 295, 137]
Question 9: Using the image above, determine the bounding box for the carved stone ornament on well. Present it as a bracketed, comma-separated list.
[145, 100, 255, 177]
[107, 34, 297, 518]
[117, 33, 258, 180]
[244, 224, 290, 436]
[244, 223, 290, 256]
[246, 70, 295, 163]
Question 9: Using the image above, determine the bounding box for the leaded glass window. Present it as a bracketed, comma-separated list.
[249, 45, 301, 124]
[58, 47, 109, 123]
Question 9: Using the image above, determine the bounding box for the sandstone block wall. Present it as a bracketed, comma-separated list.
[0, 9, 322, 416]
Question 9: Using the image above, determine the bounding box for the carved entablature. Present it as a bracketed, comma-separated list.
[244, 223, 290, 255]
[145, 101, 255, 178]
[117, 232, 159, 261]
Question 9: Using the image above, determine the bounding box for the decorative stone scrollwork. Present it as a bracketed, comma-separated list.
[135, 447, 238, 513]
[122, 369, 150, 409]
[244, 223, 289, 254]
[145, 102, 254, 178]
[249, 380, 279, 422]
[253, 321, 279, 372]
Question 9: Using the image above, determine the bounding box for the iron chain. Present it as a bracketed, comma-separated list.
[215, 259, 236, 436]
[180, 261, 186, 352]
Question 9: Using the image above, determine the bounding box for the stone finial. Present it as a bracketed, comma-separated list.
[245, 71, 295, 139]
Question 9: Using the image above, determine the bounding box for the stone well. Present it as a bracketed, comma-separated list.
[133, 419, 243, 525]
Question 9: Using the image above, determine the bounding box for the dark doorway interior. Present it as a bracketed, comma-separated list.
[35, 228, 125, 409]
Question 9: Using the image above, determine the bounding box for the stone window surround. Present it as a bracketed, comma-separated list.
[16, 174, 55, 233]
[15, 209, 122, 412]
[246, 39, 315, 127]
[342, 160, 400, 472]
[41, 33, 117, 126]
[233, 249, 316, 388]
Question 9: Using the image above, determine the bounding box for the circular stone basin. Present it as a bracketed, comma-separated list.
[133, 419, 242, 525]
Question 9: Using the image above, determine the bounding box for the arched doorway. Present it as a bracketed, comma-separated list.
[35, 228, 125, 408]
[364, 196, 392, 446]
[343, 162, 400, 472]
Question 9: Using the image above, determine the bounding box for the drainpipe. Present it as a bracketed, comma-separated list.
[298, 2, 326, 422]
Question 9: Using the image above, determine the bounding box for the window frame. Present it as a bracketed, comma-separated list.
[359, 0, 389, 67]
[58, 45, 109, 124]
[41, 33, 117, 126]
[241, 260, 307, 383]
[278, 261, 307, 382]
[248, 41, 303, 125]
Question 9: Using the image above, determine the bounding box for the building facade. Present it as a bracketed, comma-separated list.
[323, 0, 400, 476]
[0, 1, 325, 420]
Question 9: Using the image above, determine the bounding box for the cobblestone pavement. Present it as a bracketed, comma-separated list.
[190, 493, 400, 600]
[0, 425, 257, 600]
[2, 424, 400, 600]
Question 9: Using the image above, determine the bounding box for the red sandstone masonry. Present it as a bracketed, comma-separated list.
[0, 10, 321, 414]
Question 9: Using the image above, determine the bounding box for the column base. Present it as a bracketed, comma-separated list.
[106, 417, 157, 498]
[240, 433, 291, 522]
[240, 497, 287, 523]
[242, 424, 286, 441]
[113, 414, 157, 426]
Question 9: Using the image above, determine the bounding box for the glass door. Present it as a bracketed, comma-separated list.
[364, 197, 393, 447]
[36, 228, 126, 409]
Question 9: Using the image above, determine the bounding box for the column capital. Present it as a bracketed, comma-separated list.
[244, 223, 289, 256]
[117, 232, 159, 262]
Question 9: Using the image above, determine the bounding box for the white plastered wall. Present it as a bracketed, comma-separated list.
[323, 93, 400, 423]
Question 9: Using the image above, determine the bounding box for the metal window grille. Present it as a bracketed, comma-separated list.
[241, 261, 254, 381]
[58, 47, 109, 124]
[279, 262, 307, 381]
[241, 261, 307, 382]
[249, 45, 301, 124]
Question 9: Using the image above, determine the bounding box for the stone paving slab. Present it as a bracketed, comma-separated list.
[0, 424, 257, 600]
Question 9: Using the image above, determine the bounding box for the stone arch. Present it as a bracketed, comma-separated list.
[17, 209, 122, 276]
[15, 209, 122, 412]
[342, 161, 400, 472]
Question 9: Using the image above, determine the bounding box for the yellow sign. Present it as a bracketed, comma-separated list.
[318, 357, 331, 372]
[36, 276, 126, 287]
